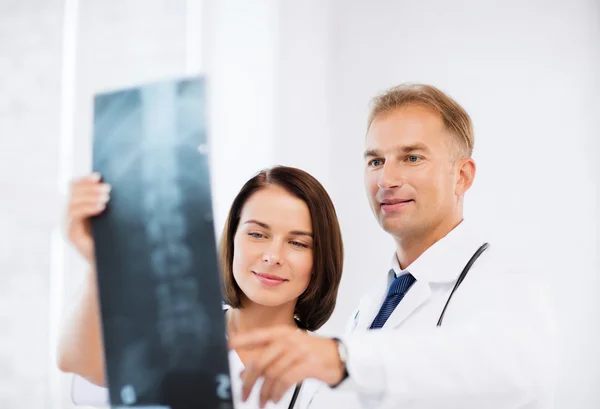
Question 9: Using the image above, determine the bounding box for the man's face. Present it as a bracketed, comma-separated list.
[364, 104, 472, 239]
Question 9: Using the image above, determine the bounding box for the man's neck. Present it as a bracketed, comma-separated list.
[395, 216, 464, 270]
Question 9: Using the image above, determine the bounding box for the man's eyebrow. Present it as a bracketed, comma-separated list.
[364, 149, 380, 158]
[364, 144, 430, 159]
[397, 143, 430, 154]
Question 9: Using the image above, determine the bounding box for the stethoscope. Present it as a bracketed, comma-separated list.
[436, 242, 489, 326]
[287, 384, 302, 409]
[350, 242, 490, 331]
[288, 243, 490, 408]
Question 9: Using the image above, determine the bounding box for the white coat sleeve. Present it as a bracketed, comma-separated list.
[71, 374, 109, 406]
[337, 275, 559, 409]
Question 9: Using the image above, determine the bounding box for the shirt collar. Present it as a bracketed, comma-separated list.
[389, 219, 487, 284]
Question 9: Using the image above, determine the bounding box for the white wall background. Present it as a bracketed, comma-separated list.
[319, 3, 600, 408]
[1, 1, 597, 408]
[0, 1, 63, 408]
[205, 0, 600, 408]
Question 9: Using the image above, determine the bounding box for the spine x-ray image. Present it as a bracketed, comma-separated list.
[91, 76, 232, 409]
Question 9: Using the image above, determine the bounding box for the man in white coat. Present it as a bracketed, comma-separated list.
[230, 83, 559, 409]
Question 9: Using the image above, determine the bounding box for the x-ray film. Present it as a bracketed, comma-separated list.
[91, 76, 232, 409]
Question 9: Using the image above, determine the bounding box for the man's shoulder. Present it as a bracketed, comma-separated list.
[474, 241, 542, 276]
[465, 241, 554, 300]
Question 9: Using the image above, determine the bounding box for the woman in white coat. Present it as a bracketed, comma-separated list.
[57, 165, 344, 409]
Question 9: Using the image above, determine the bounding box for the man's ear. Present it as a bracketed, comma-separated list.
[456, 158, 476, 197]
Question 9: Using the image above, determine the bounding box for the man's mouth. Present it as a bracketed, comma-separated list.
[380, 199, 414, 212]
[381, 199, 413, 205]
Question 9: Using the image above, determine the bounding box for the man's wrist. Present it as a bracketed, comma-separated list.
[329, 337, 349, 388]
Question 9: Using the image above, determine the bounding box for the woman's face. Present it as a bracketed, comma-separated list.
[232, 185, 314, 309]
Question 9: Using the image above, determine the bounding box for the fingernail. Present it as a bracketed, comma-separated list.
[99, 192, 110, 203]
[89, 172, 101, 182]
[100, 184, 112, 194]
[98, 202, 106, 210]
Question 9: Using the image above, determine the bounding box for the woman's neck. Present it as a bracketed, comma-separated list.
[227, 298, 298, 335]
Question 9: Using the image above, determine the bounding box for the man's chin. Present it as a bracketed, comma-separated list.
[379, 215, 411, 235]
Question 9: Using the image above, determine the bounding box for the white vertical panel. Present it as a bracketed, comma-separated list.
[49, 0, 79, 408]
[275, 0, 332, 189]
[202, 0, 279, 238]
[185, 0, 203, 75]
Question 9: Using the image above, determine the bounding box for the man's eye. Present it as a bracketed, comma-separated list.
[368, 159, 383, 167]
[407, 155, 420, 163]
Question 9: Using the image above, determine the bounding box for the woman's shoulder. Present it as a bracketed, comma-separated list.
[71, 375, 109, 406]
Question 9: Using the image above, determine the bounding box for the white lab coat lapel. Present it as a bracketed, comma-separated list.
[350, 276, 432, 331]
[382, 279, 431, 329]
[350, 276, 389, 332]
[379, 220, 483, 329]
[349, 221, 483, 333]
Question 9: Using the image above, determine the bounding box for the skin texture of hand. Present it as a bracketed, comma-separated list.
[57, 173, 111, 383]
[229, 326, 344, 408]
[66, 172, 111, 263]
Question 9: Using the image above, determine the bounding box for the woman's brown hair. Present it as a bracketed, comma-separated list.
[219, 166, 344, 331]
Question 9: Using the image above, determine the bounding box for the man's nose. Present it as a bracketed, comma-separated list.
[377, 162, 403, 189]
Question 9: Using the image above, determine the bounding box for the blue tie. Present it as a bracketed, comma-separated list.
[369, 272, 416, 329]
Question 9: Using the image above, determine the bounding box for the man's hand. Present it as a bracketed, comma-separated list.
[229, 327, 344, 408]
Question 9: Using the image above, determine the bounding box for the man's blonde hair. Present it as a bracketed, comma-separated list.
[367, 83, 474, 158]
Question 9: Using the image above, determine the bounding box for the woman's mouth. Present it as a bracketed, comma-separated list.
[253, 271, 288, 287]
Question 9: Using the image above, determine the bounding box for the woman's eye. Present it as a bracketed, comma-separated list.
[249, 232, 265, 239]
[290, 241, 308, 248]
